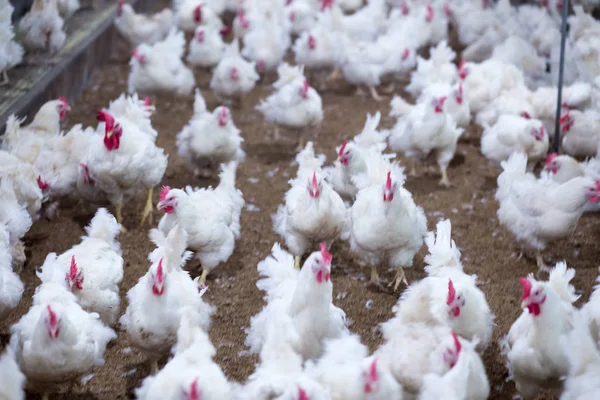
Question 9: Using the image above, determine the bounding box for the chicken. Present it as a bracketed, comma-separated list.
[0, 225, 24, 321]
[128, 29, 195, 96]
[406, 41, 458, 99]
[387, 95, 464, 187]
[481, 114, 548, 166]
[157, 162, 244, 286]
[241, 16, 290, 73]
[256, 64, 323, 147]
[475, 86, 535, 127]
[490, 35, 547, 88]
[176, 0, 225, 33]
[2, 98, 71, 160]
[135, 307, 232, 400]
[0, 0, 24, 84]
[120, 226, 215, 373]
[240, 315, 332, 400]
[274, 142, 346, 268]
[285, 0, 318, 35]
[84, 110, 167, 228]
[500, 262, 578, 399]
[245, 243, 347, 362]
[560, 311, 600, 400]
[418, 335, 489, 400]
[390, 219, 494, 351]
[187, 25, 225, 68]
[377, 323, 488, 399]
[419, 82, 471, 129]
[495, 152, 600, 271]
[559, 108, 600, 158]
[210, 39, 259, 105]
[305, 333, 403, 400]
[36, 208, 123, 326]
[9, 281, 116, 399]
[345, 156, 427, 290]
[115, 1, 174, 47]
[326, 112, 390, 201]
[0, 179, 33, 273]
[0, 348, 25, 400]
[0, 150, 45, 219]
[293, 19, 342, 73]
[177, 89, 245, 177]
[18, 0, 66, 53]
[544, 153, 600, 213]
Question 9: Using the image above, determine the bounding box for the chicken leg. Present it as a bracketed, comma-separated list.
[439, 168, 451, 187]
[391, 266, 408, 291]
[139, 187, 154, 227]
[369, 86, 384, 102]
[115, 204, 126, 232]
[199, 269, 209, 286]
[326, 66, 342, 81]
[294, 256, 301, 269]
[0, 71, 9, 86]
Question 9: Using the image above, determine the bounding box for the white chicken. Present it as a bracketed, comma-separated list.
[345, 156, 427, 290]
[135, 307, 232, 400]
[560, 311, 600, 400]
[36, 208, 123, 325]
[274, 142, 346, 268]
[120, 227, 215, 373]
[558, 108, 600, 158]
[128, 29, 195, 96]
[406, 41, 458, 98]
[84, 109, 167, 228]
[177, 89, 245, 177]
[256, 64, 323, 147]
[305, 333, 403, 400]
[390, 219, 494, 351]
[481, 114, 548, 166]
[0, 179, 33, 273]
[0, 0, 24, 84]
[210, 39, 259, 104]
[501, 262, 578, 399]
[157, 162, 244, 286]
[245, 243, 347, 361]
[175, 0, 225, 33]
[418, 335, 489, 400]
[495, 152, 600, 271]
[0, 225, 24, 321]
[115, 1, 174, 47]
[377, 323, 489, 399]
[187, 25, 226, 68]
[475, 85, 535, 127]
[18, 0, 66, 53]
[0, 348, 25, 400]
[9, 281, 116, 398]
[242, 17, 291, 73]
[326, 112, 390, 201]
[240, 315, 332, 400]
[387, 95, 464, 187]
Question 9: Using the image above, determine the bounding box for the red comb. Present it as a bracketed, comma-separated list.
[219, 107, 228, 119]
[58, 97, 69, 107]
[520, 111, 530, 119]
[303, 80, 309, 92]
[320, 242, 332, 265]
[96, 110, 114, 129]
[47, 305, 57, 326]
[545, 152, 558, 165]
[69, 255, 78, 280]
[401, 1, 409, 14]
[37, 176, 49, 191]
[369, 358, 378, 382]
[458, 60, 465, 70]
[144, 96, 151, 106]
[298, 387, 309, 400]
[439, 96, 447, 104]
[338, 141, 348, 157]
[425, 4, 434, 21]
[595, 180, 600, 191]
[520, 277, 532, 300]
[385, 171, 392, 190]
[402, 48, 410, 60]
[157, 258, 164, 284]
[446, 279, 456, 305]
[194, 4, 202, 22]
[189, 378, 200, 400]
[159, 186, 171, 202]
[312, 171, 318, 189]
[452, 332, 462, 354]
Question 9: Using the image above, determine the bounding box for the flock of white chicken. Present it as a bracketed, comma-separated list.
[3, 0, 600, 398]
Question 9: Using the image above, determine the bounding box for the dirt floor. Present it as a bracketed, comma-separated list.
[3, 21, 600, 400]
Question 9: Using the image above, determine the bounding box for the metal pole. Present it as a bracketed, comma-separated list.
[553, 0, 570, 154]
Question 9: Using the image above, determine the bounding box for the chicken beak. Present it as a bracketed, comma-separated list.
[106, 129, 113, 139]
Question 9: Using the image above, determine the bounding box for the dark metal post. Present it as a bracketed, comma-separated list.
[554, 0, 570, 153]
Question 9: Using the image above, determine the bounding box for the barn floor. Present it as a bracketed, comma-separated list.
[2, 12, 600, 400]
